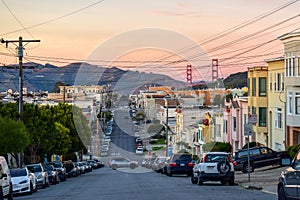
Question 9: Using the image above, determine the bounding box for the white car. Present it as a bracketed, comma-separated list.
[136, 146, 144, 154]
[191, 152, 235, 185]
[108, 158, 138, 170]
[26, 163, 50, 188]
[10, 167, 37, 194]
[0, 156, 13, 199]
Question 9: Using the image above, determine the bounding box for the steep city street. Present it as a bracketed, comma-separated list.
[14, 166, 277, 200]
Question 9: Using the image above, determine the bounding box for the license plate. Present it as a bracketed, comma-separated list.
[180, 164, 185, 166]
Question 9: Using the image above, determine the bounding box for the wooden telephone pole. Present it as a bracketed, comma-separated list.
[1, 36, 40, 166]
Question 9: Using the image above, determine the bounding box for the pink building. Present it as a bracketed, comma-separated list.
[223, 97, 250, 152]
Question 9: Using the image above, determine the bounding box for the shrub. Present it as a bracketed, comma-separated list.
[288, 144, 300, 159]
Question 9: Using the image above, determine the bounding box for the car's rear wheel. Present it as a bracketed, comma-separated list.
[197, 174, 203, 185]
[242, 163, 254, 173]
[191, 173, 197, 184]
[111, 164, 117, 170]
[130, 163, 136, 169]
[278, 186, 286, 200]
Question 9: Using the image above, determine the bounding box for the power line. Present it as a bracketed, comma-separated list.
[1, 0, 35, 38]
[0, 0, 105, 37]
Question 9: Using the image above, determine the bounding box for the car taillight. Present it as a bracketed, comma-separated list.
[170, 162, 177, 167]
[233, 161, 238, 166]
[188, 163, 194, 167]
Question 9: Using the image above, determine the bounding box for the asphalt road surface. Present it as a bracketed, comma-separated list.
[14, 166, 277, 200]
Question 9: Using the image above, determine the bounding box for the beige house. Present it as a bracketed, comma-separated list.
[279, 32, 300, 147]
[266, 57, 286, 151]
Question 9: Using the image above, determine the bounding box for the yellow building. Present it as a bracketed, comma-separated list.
[248, 66, 268, 146]
[266, 58, 285, 151]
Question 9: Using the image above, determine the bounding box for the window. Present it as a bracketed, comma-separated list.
[247, 78, 250, 96]
[296, 92, 300, 115]
[252, 106, 256, 114]
[285, 58, 288, 77]
[224, 120, 227, 134]
[281, 72, 284, 91]
[259, 107, 267, 127]
[298, 57, 300, 76]
[233, 117, 236, 131]
[252, 78, 256, 96]
[277, 73, 281, 91]
[275, 108, 282, 129]
[216, 124, 221, 137]
[287, 92, 293, 115]
[259, 77, 266, 96]
[293, 58, 296, 77]
[269, 74, 272, 91]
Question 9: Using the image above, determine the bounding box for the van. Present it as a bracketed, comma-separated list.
[0, 156, 13, 200]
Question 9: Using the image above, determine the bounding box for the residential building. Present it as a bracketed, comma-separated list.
[266, 57, 286, 151]
[247, 66, 268, 146]
[223, 97, 249, 152]
[279, 32, 300, 147]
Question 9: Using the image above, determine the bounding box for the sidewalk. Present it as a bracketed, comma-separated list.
[235, 165, 287, 195]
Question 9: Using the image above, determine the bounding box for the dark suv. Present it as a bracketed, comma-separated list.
[278, 148, 300, 200]
[234, 146, 291, 173]
[166, 153, 194, 176]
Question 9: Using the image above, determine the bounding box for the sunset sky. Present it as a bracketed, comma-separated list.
[0, 0, 299, 82]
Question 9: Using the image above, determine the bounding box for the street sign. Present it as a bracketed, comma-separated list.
[244, 123, 253, 136]
[248, 114, 257, 124]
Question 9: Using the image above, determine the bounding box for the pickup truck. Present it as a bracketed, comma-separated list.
[233, 146, 291, 173]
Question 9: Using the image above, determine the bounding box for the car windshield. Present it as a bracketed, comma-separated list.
[10, 168, 27, 177]
[45, 165, 54, 171]
[27, 165, 42, 172]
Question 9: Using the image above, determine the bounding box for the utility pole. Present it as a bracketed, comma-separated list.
[1, 36, 40, 166]
[165, 99, 169, 157]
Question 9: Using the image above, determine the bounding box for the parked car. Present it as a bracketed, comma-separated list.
[47, 161, 67, 182]
[161, 158, 171, 174]
[87, 160, 98, 169]
[63, 161, 78, 178]
[74, 162, 82, 176]
[135, 146, 144, 154]
[77, 162, 86, 174]
[26, 163, 50, 188]
[0, 156, 13, 200]
[152, 157, 167, 173]
[10, 167, 37, 194]
[166, 153, 194, 176]
[108, 158, 138, 170]
[191, 152, 234, 185]
[278, 148, 300, 200]
[93, 159, 104, 168]
[82, 161, 92, 173]
[45, 164, 59, 184]
[234, 146, 291, 173]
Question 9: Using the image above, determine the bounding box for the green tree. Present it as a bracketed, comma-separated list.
[0, 116, 30, 166]
[203, 142, 232, 153]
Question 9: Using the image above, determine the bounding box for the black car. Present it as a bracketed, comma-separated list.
[63, 161, 78, 178]
[278, 149, 300, 200]
[166, 153, 194, 176]
[48, 161, 67, 181]
[234, 146, 291, 173]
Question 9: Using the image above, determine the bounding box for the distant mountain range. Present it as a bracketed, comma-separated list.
[0, 62, 247, 94]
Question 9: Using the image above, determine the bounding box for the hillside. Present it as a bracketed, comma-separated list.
[223, 71, 247, 88]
